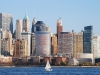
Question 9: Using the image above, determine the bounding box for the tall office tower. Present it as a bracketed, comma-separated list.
[31, 33, 36, 55]
[21, 31, 31, 56]
[35, 31, 51, 56]
[1, 31, 13, 56]
[57, 18, 63, 37]
[31, 17, 36, 33]
[93, 36, 100, 58]
[73, 31, 83, 58]
[34, 21, 47, 32]
[14, 39, 28, 57]
[23, 12, 30, 32]
[83, 25, 93, 53]
[16, 20, 22, 40]
[58, 32, 74, 58]
[0, 13, 13, 34]
[51, 34, 58, 55]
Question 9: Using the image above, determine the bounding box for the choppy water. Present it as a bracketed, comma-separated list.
[0, 67, 100, 75]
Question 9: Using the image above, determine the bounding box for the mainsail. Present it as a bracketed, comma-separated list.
[45, 60, 51, 69]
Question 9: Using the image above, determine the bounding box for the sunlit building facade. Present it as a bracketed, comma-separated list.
[73, 32, 83, 58]
[93, 36, 100, 58]
[51, 34, 58, 55]
[58, 32, 74, 58]
[16, 19, 22, 40]
[35, 31, 51, 56]
[21, 32, 31, 56]
[23, 12, 30, 32]
[14, 39, 28, 57]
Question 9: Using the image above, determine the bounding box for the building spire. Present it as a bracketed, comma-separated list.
[24, 11, 29, 20]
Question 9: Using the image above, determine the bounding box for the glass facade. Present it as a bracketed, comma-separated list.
[83, 26, 93, 53]
[0, 13, 13, 34]
[32, 21, 47, 33]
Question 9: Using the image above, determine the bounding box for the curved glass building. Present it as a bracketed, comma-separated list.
[35, 31, 51, 56]
[32, 21, 47, 32]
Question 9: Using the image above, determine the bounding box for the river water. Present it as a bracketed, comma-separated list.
[0, 67, 99, 75]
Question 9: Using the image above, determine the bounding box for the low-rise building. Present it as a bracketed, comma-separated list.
[76, 53, 94, 64]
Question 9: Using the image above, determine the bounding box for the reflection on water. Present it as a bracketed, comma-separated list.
[0, 67, 100, 75]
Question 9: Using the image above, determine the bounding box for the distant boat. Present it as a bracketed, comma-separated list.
[45, 60, 52, 71]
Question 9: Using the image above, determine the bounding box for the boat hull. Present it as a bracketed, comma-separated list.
[45, 68, 52, 71]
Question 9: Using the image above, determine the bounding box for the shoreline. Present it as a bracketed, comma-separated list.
[1, 66, 100, 68]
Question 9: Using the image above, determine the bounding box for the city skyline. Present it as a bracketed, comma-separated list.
[0, 0, 100, 35]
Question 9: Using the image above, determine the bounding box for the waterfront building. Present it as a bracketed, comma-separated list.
[43, 57, 67, 65]
[58, 32, 74, 58]
[22, 12, 30, 32]
[83, 25, 93, 53]
[16, 20, 22, 40]
[31, 17, 36, 33]
[93, 36, 100, 58]
[21, 31, 31, 56]
[35, 31, 51, 56]
[73, 31, 83, 58]
[0, 56, 12, 64]
[51, 34, 58, 55]
[76, 53, 94, 64]
[31, 33, 36, 55]
[0, 13, 13, 34]
[14, 39, 28, 57]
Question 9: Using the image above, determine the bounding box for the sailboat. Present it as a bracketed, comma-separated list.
[45, 60, 52, 71]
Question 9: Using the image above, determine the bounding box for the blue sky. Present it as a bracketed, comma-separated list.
[0, 0, 100, 35]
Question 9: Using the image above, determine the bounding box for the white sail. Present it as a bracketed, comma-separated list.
[45, 60, 51, 69]
[45, 60, 52, 71]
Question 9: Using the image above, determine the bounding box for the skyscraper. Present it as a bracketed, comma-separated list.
[31, 33, 36, 55]
[51, 34, 58, 55]
[22, 12, 30, 32]
[31, 17, 36, 33]
[58, 32, 74, 58]
[57, 18, 63, 37]
[35, 31, 51, 56]
[83, 25, 93, 53]
[1, 30, 12, 56]
[34, 21, 47, 32]
[73, 31, 83, 58]
[0, 13, 13, 34]
[21, 31, 31, 56]
[16, 20, 22, 40]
